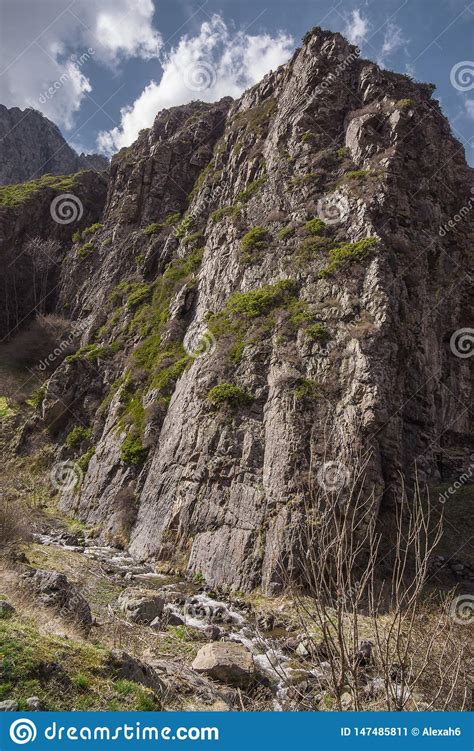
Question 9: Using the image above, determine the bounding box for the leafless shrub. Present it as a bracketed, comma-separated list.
[282, 455, 469, 711]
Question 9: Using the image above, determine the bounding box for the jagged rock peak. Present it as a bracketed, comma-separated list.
[0, 105, 108, 185]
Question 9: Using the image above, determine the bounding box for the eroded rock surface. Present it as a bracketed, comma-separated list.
[4, 28, 472, 593]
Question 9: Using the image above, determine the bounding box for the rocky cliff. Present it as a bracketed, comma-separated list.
[3, 28, 473, 593]
[0, 105, 108, 184]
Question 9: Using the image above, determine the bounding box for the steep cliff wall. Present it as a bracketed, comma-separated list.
[8, 29, 472, 592]
[0, 170, 108, 339]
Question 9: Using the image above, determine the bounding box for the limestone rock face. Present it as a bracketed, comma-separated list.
[6, 28, 473, 593]
[0, 105, 108, 185]
[192, 642, 255, 687]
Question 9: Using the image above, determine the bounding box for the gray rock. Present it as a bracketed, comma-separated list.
[27, 569, 92, 629]
[0, 104, 108, 185]
[192, 642, 255, 687]
[0, 601, 15, 619]
[0, 700, 18, 711]
[5, 28, 472, 596]
[108, 650, 165, 694]
[26, 696, 43, 711]
[205, 625, 222, 641]
[118, 588, 165, 624]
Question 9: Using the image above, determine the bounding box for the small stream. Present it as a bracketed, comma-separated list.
[34, 532, 318, 709]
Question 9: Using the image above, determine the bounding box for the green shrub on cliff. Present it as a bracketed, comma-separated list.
[207, 383, 253, 408]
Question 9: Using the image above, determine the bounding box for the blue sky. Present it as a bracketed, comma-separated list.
[1, 0, 473, 163]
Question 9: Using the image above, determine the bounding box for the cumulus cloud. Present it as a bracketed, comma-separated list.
[97, 15, 294, 154]
[377, 22, 408, 67]
[0, 0, 161, 130]
[343, 9, 370, 47]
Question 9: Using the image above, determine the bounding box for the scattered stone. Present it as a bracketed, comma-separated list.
[296, 640, 311, 658]
[205, 624, 221, 641]
[341, 691, 353, 709]
[192, 642, 255, 688]
[0, 601, 15, 619]
[108, 650, 166, 694]
[118, 588, 165, 624]
[364, 677, 385, 698]
[153, 659, 236, 708]
[354, 640, 373, 667]
[26, 696, 43, 711]
[163, 607, 185, 626]
[283, 636, 299, 653]
[0, 700, 18, 711]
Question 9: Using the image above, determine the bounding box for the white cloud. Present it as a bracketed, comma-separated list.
[343, 9, 370, 47]
[0, 0, 161, 130]
[97, 15, 294, 154]
[94, 0, 162, 64]
[465, 99, 474, 120]
[377, 23, 408, 67]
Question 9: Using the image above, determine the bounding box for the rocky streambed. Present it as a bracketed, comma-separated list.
[32, 530, 319, 710]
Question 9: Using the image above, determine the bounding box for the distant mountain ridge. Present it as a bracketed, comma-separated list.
[0, 105, 108, 184]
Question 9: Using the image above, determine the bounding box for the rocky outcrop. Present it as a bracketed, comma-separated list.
[108, 650, 166, 694]
[0, 105, 108, 185]
[6, 28, 473, 593]
[25, 569, 93, 629]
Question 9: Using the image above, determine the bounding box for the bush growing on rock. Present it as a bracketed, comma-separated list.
[207, 383, 253, 408]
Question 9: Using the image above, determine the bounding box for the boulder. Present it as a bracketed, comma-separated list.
[205, 624, 222, 641]
[153, 659, 236, 708]
[0, 601, 15, 619]
[26, 696, 43, 711]
[118, 588, 165, 624]
[192, 642, 255, 687]
[27, 569, 92, 629]
[163, 606, 185, 626]
[0, 700, 18, 711]
[108, 650, 166, 694]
